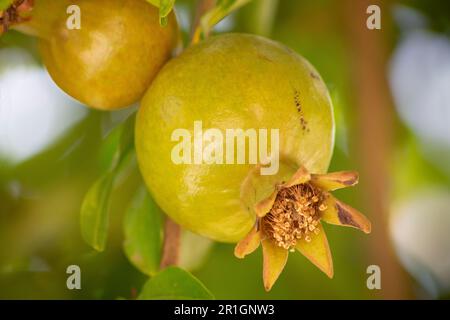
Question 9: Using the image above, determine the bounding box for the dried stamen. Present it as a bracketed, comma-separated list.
[262, 183, 328, 250]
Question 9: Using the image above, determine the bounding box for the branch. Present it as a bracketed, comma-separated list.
[159, 1, 215, 270]
[342, 0, 411, 299]
[0, 0, 33, 36]
[190, 0, 216, 44]
[160, 217, 182, 268]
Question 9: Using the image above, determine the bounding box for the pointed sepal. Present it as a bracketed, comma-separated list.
[254, 191, 278, 218]
[321, 195, 371, 234]
[310, 171, 358, 191]
[280, 166, 311, 188]
[262, 239, 288, 291]
[234, 225, 262, 259]
[295, 223, 333, 278]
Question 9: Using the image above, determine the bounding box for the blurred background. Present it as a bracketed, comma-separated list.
[0, 0, 449, 299]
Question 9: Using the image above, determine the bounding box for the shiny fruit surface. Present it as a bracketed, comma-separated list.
[136, 33, 334, 242]
[37, 0, 178, 110]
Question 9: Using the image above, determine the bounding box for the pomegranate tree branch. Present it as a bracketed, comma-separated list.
[159, 1, 214, 270]
[160, 217, 182, 269]
[191, 0, 216, 44]
[342, 0, 411, 299]
[158, 1, 216, 269]
[0, 0, 33, 35]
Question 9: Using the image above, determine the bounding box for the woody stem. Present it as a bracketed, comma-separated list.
[190, 0, 215, 44]
[160, 217, 182, 269]
[0, 0, 30, 35]
[159, 0, 214, 270]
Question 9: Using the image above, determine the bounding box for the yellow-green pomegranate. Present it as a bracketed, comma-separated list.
[136, 34, 335, 243]
[18, 0, 178, 110]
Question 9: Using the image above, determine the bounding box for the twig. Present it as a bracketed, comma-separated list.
[342, 0, 411, 299]
[160, 217, 182, 268]
[159, 0, 215, 270]
[190, 0, 215, 44]
[0, 0, 33, 36]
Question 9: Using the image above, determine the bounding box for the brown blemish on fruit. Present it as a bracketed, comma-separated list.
[336, 202, 360, 228]
[257, 53, 274, 63]
[310, 72, 320, 80]
[294, 90, 301, 112]
[282, 44, 296, 55]
[294, 90, 309, 132]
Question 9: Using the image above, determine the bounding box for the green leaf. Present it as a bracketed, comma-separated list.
[146, 0, 160, 7]
[0, 0, 14, 11]
[159, 0, 175, 21]
[198, 0, 252, 38]
[100, 114, 135, 173]
[123, 187, 164, 276]
[243, 0, 279, 37]
[138, 267, 214, 300]
[80, 173, 114, 252]
[80, 114, 135, 252]
[146, 0, 176, 26]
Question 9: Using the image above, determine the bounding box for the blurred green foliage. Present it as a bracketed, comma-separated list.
[405, 0, 450, 34]
[1, 0, 449, 299]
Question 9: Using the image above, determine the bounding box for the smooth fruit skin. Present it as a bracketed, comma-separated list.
[136, 34, 335, 243]
[37, 0, 178, 110]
